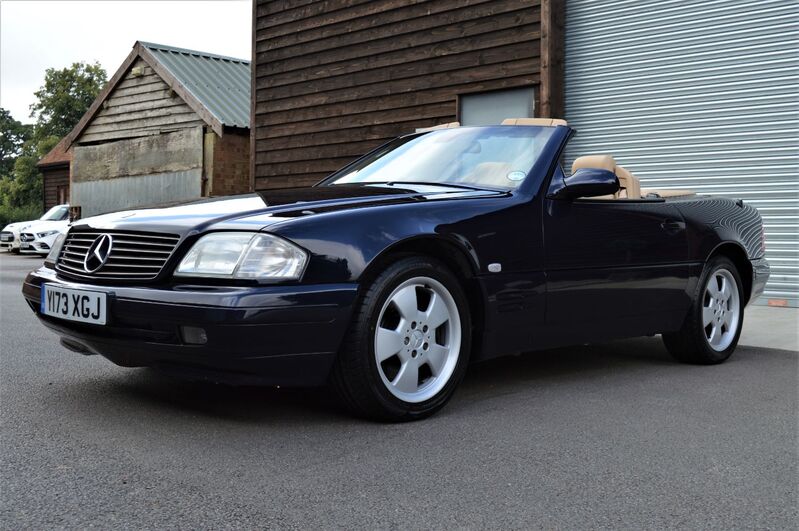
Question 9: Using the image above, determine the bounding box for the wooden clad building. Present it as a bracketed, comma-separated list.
[252, 0, 796, 306]
[252, 0, 564, 190]
[37, 136, 72, 210]
[34, 2, 794, 306]
[60, 41, 252, 218]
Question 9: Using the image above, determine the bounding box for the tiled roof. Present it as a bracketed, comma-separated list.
[37, 136, 72, 167]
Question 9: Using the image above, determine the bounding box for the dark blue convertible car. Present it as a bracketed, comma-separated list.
[23, 119, 769, 420]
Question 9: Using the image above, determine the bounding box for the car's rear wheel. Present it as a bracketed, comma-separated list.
[331, 255, 471, 421]
[663, 255, 744, 364]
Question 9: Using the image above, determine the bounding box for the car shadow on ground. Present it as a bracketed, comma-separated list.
[57, 336, 681, 425]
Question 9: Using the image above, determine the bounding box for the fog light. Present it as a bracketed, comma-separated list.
[181, 326, 207, 345]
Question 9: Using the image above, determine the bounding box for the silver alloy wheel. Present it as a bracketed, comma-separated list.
[374, 276, 462, 403]
[702, 268, 741, 351]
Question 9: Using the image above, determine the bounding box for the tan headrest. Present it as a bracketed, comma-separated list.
[571, 154, 616, 174]
[615, 165, 632, 179]
[614, 165, 641, 199]
[501, 118, 568, 126]
[416, 122, 460, 132]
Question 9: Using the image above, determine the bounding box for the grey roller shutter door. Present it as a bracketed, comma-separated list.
[563, 0, 799, 306]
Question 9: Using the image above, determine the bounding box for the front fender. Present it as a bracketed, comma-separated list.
[269, 197, 514, 283]
[360, 232, 481, 279]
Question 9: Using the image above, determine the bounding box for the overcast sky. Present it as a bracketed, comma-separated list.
[1, 0, 252, 123]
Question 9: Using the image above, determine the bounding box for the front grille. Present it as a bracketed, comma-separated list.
[56, 229, 181, 281]
[20, 233, 34, 242]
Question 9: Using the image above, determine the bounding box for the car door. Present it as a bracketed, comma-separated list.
[543, 183, 691, 342]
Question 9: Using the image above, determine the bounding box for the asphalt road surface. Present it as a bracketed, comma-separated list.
[1, 252, 796, 529]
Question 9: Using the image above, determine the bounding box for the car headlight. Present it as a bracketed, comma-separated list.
[44, 233, 67, 266]
[174, 232, 308, 281]
[37, 230, 59, 238]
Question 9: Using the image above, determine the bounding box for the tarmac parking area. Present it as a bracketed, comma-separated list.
[1, 252, 796, 529]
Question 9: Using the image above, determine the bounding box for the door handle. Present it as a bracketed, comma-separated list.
[660, 219, 685, 233]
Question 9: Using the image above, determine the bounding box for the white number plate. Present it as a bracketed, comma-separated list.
[41, 284, 107, 325]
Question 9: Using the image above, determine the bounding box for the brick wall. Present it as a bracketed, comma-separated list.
[211, 130, 251, 196]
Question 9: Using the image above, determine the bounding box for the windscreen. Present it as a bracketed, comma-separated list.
[327, 126, 557, 190]
[40, 205, 69, 221]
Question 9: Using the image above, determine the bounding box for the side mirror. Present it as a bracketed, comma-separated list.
[549, 168, 620, 200]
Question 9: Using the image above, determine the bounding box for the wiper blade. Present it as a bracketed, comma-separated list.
[378, 181, 490, 192]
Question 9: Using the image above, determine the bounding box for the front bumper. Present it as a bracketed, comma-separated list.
[20, 240, 50, 254]
[1, 232, 18, 250]
[23, 267, 358, 386]
[749, 256, 770, 304]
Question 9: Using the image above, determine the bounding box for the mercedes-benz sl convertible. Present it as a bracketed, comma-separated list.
[23, 119, 769, 421]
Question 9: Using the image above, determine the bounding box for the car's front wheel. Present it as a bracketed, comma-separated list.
[331, 255, 471, 421]
[663, 255, 744, 364]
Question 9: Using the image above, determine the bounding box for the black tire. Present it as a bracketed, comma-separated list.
[330, 255, 471, 421]
[663, 255, 744, 364]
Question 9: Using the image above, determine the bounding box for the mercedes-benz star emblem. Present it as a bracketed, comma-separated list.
[84, 234, 113, 273]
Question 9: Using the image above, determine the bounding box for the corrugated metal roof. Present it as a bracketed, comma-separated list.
[140, 42, 250, 129]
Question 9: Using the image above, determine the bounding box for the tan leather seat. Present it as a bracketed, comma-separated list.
[614, 165, 641, 199]
[462, 162, 513, 188]
[502, 118, 568, 126]
[571, 154, 615, 173]
[640, 188, 696, 198]
[570, 155, 641, 199]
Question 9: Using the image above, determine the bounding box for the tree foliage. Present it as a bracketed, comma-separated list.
[0, 62, 107, 225]
[0, 136, 59, 206]
[29, 61, 107, 142]
[0, 108, 32, 176]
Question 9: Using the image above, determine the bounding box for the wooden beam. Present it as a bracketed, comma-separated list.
[250, 0, 259, 192]
[137, 44, 226, 137]
[539, 0, 565, 119]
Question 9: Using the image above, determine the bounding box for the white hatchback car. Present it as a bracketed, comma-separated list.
[0, 221, 28, 252]
[13, 204, 71, 255]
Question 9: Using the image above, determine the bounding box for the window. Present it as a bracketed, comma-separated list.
[41, 205, 69, 221]
[326, 126, 557, 190]
[459, 87, 535, 126]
